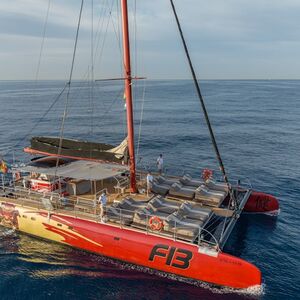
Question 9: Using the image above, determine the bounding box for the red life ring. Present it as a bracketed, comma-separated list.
[202, 168, 213, 182]
[149, 216, 163, 231]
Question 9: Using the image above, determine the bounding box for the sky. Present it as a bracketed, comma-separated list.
[0, 0, 300, 80]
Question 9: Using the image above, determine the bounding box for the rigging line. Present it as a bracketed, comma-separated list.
[92, 84, 124, 129]
[136, 80, 146, 160]
[55, 0, 84, 172]
[79, 0, 108, 85]
[110, 3, 127, 138]
[90, 0, 95, 138]
[134, 0, 137, 78]
[110, 6, 124, 70]
[93, 0, 109, 74]
[88, 0, 95, 173]
[204, 216, 223, 231]
[94, 1, 115, 69]
[94, 0, 109, 50]
[132, 0, 138, 121]
[2, 83, 68, 158]
[116, 0, 123, 77]
[95, 87, 125, 138]
[35, 0, 51, 81]
[169, 0, 236, 208]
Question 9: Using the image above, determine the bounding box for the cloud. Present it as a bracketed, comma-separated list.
[0, 0, 300, 79]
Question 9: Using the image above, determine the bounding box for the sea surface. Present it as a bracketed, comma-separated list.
[0, 80, 299, 300]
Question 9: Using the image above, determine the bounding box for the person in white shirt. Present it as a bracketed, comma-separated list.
[156, 154, 163, 174]
[146, 172, 153, 196]
[99, 191, 107, 222]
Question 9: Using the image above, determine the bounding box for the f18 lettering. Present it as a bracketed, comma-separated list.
[149, 244, 193, 269]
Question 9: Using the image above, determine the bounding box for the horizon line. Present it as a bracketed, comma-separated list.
[0, 78, 300, 82]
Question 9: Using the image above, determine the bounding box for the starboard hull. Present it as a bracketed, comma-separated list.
[0, 201, 261, 289]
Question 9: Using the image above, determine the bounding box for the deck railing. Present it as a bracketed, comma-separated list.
[0, 184, 219, 249]
[109, 206, 219, 249]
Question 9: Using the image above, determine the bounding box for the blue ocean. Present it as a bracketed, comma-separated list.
[0, 80, 299, 299]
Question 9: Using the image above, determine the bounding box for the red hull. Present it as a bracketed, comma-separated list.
[41, 213, 260, 289]
[0, 202, 262, 288]
[244, 191, 279, 213]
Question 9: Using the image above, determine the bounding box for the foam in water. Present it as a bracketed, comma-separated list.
[91, 253, 265, 297]
[244, 209, 280, 217]
[0, 228, 16, 238]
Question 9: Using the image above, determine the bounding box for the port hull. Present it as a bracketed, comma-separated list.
[0, 201, 261, 289]
[244, 192, 279, 213]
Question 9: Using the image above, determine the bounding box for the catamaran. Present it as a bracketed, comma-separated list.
[0, 0, 279, 289]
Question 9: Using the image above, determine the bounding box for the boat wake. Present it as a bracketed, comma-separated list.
[94, 254, 265, 297]
[244, 209, 280, 217]
[264, 209, 280, 216]
[0, 228, 16, 238]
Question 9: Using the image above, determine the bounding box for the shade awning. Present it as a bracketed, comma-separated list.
[19, 160, 129, 181]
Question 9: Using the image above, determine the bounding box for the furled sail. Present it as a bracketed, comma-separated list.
[24, 136, 128, 164]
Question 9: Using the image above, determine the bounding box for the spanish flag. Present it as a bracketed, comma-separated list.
[0, 160, 8, 174]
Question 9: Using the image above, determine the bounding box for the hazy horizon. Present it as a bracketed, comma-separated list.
[1, 0, 300, 81]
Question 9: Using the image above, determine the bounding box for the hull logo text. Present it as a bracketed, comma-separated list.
[149, 244, 193, 269]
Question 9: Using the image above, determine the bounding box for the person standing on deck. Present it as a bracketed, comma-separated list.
[99, 191, 107, 223]
[146, 172, 153, 196]
[156, 154, 164, 175]
[22, 177, 26, 189]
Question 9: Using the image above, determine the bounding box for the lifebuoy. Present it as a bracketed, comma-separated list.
[149, 216, 163, 231]
[202, 168, 213, 182]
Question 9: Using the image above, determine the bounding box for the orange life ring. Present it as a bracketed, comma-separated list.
[202, 168, 213, 182]
[149, 216, 163, 231]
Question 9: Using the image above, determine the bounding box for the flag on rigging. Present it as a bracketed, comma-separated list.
[0, 160, 8, 174]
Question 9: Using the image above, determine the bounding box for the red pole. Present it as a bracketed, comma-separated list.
[121, 0, 137, 193]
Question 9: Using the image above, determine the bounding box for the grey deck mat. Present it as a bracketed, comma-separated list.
[106, 207, 135, 225]
[106, 198, 148, 225]
[132, 207, 169, 228]
[164, 214, 202, 239]
[124, 197, 149, 206]
[194, 186, 226, 207]
[180, 174, 228, 194]
[205, 179, 228, 193]
[156, 176, 179, 186]
[178, 202, 212, 221]
[169, 183, 196, 199]
[148, 196, 181, 213]
[151, 182, 170, 196]
[179, 175, 203, 187]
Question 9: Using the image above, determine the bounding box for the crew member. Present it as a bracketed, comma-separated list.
[146, 172, 153, 196]
[99, 191, 107, 223]
[156, 154, 164, 175]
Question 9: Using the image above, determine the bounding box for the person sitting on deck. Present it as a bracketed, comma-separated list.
[146, 172, 153, 196]
[99, 191, 107, 223]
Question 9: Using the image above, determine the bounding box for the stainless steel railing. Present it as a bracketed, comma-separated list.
[104, 206, 219, 249]
[0, 185, 219, 249]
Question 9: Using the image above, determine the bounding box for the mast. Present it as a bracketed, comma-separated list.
[121, 0, 137, 193]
